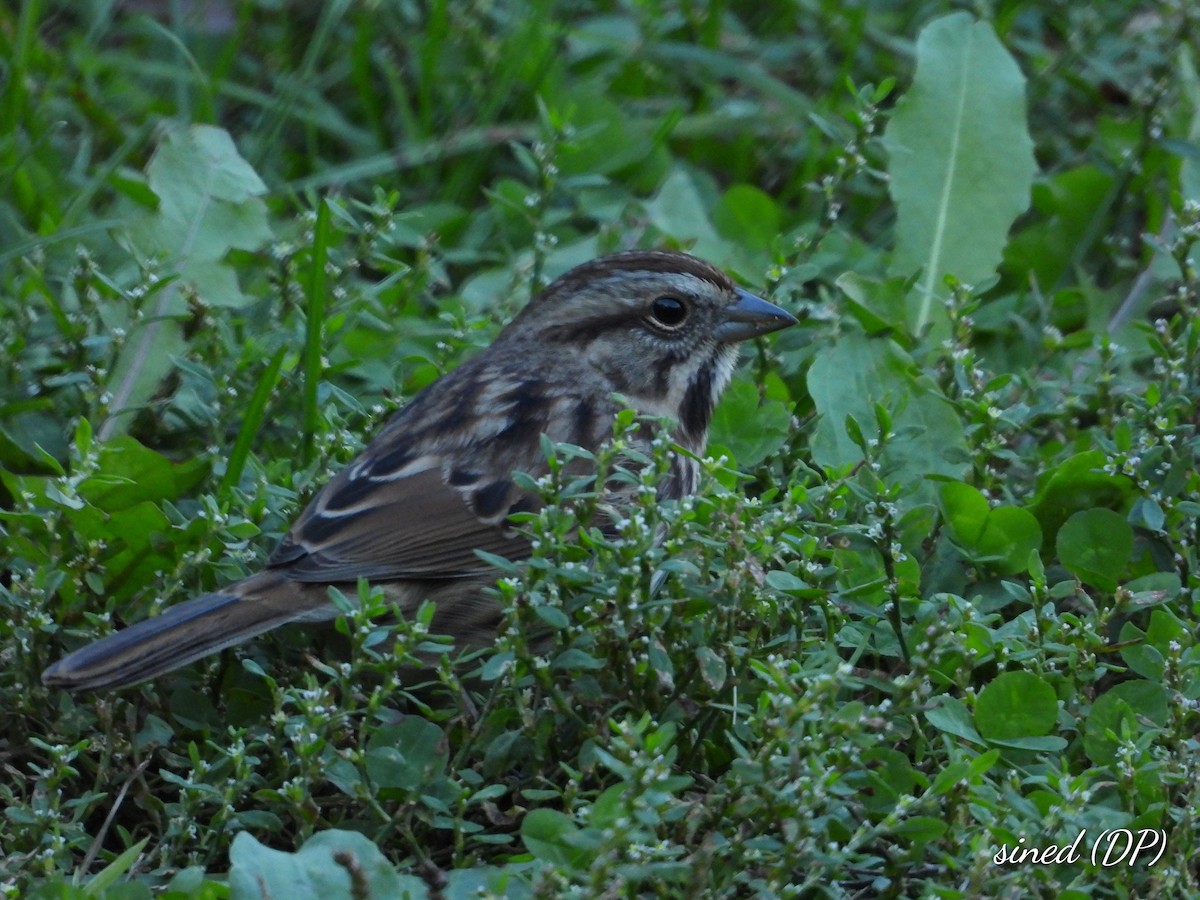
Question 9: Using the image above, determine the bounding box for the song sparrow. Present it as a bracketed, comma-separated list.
[42, 250, 796, 691]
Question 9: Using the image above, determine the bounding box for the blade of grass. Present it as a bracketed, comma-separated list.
[219, 345, 288, 493]
[251, 0, 354, 171]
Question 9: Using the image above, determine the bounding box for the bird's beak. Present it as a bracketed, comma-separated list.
[714, 288, 798, 343]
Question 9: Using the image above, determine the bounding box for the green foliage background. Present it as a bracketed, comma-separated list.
[2, 1, 1199, 897]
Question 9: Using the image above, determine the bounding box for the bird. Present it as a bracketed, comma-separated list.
[42, 250, 797, 691]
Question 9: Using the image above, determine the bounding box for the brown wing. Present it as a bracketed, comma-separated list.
[268, 457, 535, 583]
[266, 359, 611, 584]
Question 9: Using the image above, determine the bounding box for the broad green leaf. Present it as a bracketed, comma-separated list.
[925, 696, 983, 743]
[809, 332, 968, 504]
[552, 648, 605, 670]
[1083, 681, 1169, 765]
[884, 12, 1037, 335]
[1057, 508, 1133, 592]
[1118, 621, 1165, 681]
[365, 718, 449, 791]
[853, 747, 921, 815]
[975, 671, 1057, 741]
[102, 126, 272, 440]
[645, 168, 726, 262]
[713, 184, 781, 254]
[764, 570, 808, 592]
[938, 482, 1042, 574]
[228, 830, 423, 900]
[694, 646, 727, 690]
[100, 317, 187, 442]
[151, 125, 268, 204]
[1029, 450, 1133, 547]
[835, 271, 914, 335]
[709, 379, 792, 467]
[78, 435, 201, 509]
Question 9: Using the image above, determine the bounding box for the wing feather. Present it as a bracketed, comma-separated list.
[271, 465, 530, 582]
[265, 364, 605, 584]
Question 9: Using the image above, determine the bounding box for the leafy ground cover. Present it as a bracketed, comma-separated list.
[2, 1, 1199, 896]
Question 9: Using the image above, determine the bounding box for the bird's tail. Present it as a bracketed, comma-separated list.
[41, 572, 335, 692]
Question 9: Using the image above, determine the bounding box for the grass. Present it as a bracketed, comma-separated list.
[2, 0, 1199, 897]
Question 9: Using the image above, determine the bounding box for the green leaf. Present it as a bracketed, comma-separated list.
[893, 816, 949, 846]
[764, 569, 808, 592]
[835, 271, 912, 335]
[929, 759, 971, 795]
[809, 332, 968, 503]
[645, 168, 726, 262]
[967, 748, 1001, 779]
[520, 809, 592, 870]
[884, 12, 1037, 335]
[83, 837, 150, 896]
[1120, 607, 1188, 679]
[854, 747, 921, 815]
[709, 379, 792, 466]
[442, 864, 537, 898]
[925, 696, 983, 743]
[938, 482, 991, 543]
[1083, 681, 1170, 765]
[551, 648, 605, 670]
[228, 830, 424, 900]
[712, 184, 781, 254]
[221, 346, 288, 492]
[985, 735, 1068, 752]
[365, 718, 449, 791]
[78, 436, 200, 509]
[694, 646, 727, 690]
[1179, 44, 1200, 204]
[1029, 451, 1133, 546]
[975, 671, 1057, 741]
[102, 125, 272, 440]
[1119, 622, 1164, 681]
[151, 125, 268, 205]
[1056, 508, 1133, 592]
[99, 317, 187, 443]
[938, 482, 1042, 574]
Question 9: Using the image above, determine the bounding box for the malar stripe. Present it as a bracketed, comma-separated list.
[679, 363, 716, 444]
[650, 345, 691, 397]
[571, 396, 597, 445]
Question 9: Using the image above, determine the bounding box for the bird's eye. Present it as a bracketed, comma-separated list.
[649, 295, 689, 329]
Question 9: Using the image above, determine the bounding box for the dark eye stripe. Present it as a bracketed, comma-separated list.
[539, 312, 635, 344]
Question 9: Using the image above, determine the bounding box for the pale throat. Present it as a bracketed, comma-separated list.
[626, 344, 738, 453]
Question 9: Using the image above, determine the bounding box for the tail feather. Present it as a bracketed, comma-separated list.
[41, 572, 334, 692]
